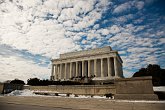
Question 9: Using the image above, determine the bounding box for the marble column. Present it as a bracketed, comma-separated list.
[51, 64, 54, 76]
[57, 64, 60, 80]
[65, 63, 67, 80]
[79, 62, 81, 77]
[55, 65, 58, 80]
[88, 60, 91, 77]
[84, 61, 87, 77]
[118, 58, 123, 77]
[107, 57, 112, 78]
[101, 58, 104, 77]
[114, 57, 119, 78]
[60, 64, 62, 80]
[53, 65, 56, 80]
[94, 59, 97, 77]
[82, 61, 84, 76]
[70, 62, 72, 78]
[76, 61, 78, 77]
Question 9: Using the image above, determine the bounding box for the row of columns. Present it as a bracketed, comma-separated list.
[51, 57, 122, 81]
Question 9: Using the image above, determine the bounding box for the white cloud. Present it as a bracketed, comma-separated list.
[63, 20, 73, 27]
[112, 14, 134, 23]
[87, 33, 95, 40]
[93, 24, 99, 29]
[123, 24, 136, 32]
[0, 44, 50, 82]
[0, 55, 50, 82]
[113, 2, 132, 14]
[109, 32, 135, 43]
[108, 27, 160, 73]
[0, 0, 109, 60]
[72, 11, 102, 31]
[113, 1, 145, 14]
[101, 29, 110, 35]
[135, 1, 145, 10]
[109, 25, 121, 34]
[127, 47, 158, 54]
[156, 31, 164, 36]
[0, 1, 82, 59]
[134, 26, 145, 32]
[81, 39, 87, 44]
[159, 38, 165, 44]
[123, 69, 134, 78]
[118, 50, 126, 55]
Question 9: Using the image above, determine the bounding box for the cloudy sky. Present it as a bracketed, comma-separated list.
[0, 0, 165, 82]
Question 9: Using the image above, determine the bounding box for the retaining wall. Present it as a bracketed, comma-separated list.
[24, 85, 116, 96]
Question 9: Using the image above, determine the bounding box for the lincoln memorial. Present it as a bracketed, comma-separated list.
[50, 46, 123, 81]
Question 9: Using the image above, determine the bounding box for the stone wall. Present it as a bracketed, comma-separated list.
[24, 85, 116, 96]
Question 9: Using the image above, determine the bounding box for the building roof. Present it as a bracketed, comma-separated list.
[52, 46, 123, 63]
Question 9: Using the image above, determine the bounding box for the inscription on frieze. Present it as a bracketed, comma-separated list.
[60, 46, 112, 59]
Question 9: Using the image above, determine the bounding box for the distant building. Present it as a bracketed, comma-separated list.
[50, 46, 123, 81]
[0, 83, 24, 94]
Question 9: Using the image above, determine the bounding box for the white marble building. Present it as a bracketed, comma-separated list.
[50, 46, 123, 81]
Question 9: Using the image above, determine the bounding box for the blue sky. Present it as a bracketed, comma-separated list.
[0, 0, 165, 82]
